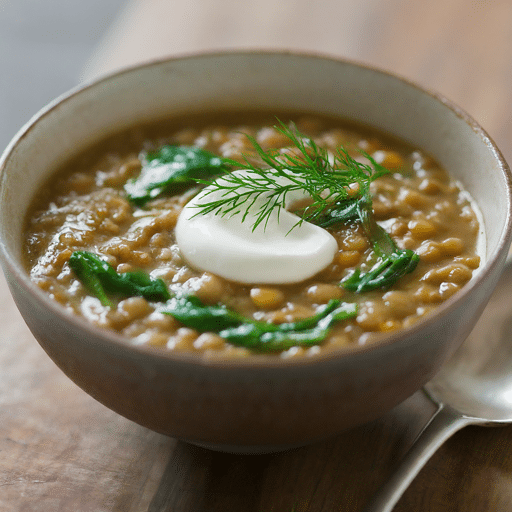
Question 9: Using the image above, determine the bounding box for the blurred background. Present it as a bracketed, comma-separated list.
[0, 0, 125, 150]
[3, 0, 512, 164]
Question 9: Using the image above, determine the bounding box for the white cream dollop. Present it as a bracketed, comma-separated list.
[175, 170, 338, 284]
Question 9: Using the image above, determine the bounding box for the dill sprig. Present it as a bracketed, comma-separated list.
[192, 120, 419, 292]
[194, 120, 389, 231]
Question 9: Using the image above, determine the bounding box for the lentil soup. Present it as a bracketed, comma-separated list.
[24, 112, 482, 358]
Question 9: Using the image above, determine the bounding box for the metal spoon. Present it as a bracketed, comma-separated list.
[365, 259, 512, 511]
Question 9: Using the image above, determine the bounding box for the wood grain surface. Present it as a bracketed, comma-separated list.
[3, 0, 512, 510]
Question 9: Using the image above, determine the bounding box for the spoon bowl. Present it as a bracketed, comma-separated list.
[366, 258, 512, 511]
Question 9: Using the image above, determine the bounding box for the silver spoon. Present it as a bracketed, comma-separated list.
[365, 259, 512, 511]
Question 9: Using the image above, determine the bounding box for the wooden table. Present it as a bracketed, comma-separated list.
[3, 0, 512, 510]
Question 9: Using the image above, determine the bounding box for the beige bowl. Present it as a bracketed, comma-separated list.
[0, 52, 511, 452]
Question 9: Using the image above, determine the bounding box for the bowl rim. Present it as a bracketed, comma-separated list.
[1, 48, 511, 369]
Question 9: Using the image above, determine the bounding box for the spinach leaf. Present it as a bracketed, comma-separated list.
[342, 249, 419, 293]
[69, 251, 170, 307]
[219, 302, 358, 352]
[314, 197, 361, 228]
[163, 295, 246, 332]
[317, 194, 419, 293]
[124, 145, 228, 206]
[162, 296, 357, 353]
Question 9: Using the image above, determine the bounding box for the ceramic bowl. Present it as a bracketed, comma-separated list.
[0, 52, 511, 452]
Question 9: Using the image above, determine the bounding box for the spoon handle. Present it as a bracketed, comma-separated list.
[364, 400, 472, 512]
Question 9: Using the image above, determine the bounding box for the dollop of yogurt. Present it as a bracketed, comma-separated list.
[175, 170, 338, 284]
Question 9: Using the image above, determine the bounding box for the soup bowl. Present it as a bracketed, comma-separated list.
[0, 51, 511, 452]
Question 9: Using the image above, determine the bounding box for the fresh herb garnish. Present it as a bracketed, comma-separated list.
[193, 121, 419, 291]
[69, 251, 170, 307]
[194, 121, 389, 232]
[124, 145, 228, 206]
[162, 295, 358, 353]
